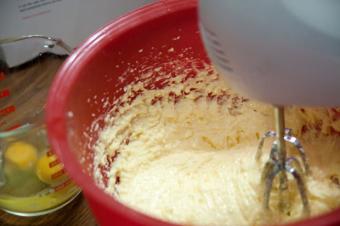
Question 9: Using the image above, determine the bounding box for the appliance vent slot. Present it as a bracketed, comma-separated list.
[200, 23, 233, 72]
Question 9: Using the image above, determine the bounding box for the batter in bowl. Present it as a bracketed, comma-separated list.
[93, 63, 340, 226]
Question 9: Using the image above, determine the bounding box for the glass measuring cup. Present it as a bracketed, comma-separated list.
[0, 35, 80, 216]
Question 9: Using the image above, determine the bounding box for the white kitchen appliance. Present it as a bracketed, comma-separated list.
[199, 0, 340, 216]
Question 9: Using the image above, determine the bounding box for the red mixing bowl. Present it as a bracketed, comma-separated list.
[46, 0, 340, 225]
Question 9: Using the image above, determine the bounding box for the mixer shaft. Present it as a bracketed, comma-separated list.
[275, 106, 289, 213]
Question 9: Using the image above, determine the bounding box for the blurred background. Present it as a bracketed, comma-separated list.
[0, 0, 154, 67]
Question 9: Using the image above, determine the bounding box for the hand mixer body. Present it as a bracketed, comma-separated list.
[199, 0, 340, 107]
[199, 0, 340, 217]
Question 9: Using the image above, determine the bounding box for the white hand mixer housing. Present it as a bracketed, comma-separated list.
[199, 0, 340, 217]
[199, 0, 340, 107]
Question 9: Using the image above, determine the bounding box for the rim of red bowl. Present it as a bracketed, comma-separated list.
[46, 0, 340, 226]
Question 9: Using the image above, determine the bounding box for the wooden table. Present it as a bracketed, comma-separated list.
[0, 194, 98, 226]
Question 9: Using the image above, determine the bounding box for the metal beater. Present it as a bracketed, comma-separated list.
[256, 106, 310, 216]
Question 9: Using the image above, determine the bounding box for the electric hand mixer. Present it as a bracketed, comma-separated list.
[199, 0, 340, 217]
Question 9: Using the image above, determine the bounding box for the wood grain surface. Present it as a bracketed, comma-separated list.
[0, 53, 66, 129]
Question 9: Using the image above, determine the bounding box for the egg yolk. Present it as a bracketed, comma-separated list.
[5, 141, 38, 170]
[36, 153, 65, 185]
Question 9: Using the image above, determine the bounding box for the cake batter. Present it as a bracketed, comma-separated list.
[93, 65, 340, 226]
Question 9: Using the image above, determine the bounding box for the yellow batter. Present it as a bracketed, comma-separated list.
[93, 65, 340, 226]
